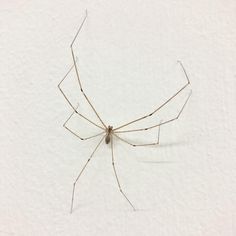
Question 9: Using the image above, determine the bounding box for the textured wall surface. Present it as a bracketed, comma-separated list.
[0, 1, 235, 235]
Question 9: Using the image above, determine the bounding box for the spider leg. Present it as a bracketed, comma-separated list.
[113, 123, 161, 147]
[58, 62, 105, 131]
[63, 107, 105, 141]
[70, 10, 107, 129]
[58, 58, 78, 111]
[70, 134, 106, 213]
[116, 90, 192, 134]
[111, 136, 136, 210]
[113, 60, 190, 131]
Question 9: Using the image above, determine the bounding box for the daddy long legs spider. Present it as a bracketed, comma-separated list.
[58, 10, 192, 213]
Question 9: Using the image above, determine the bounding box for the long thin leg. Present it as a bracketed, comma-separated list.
[58, 58, 78, 111]
[114, 61, 190, 131]
[111, 136, 136, 210]
[115, 90, 192, 134]
[113, 123, 161, 147]
[58, 63, 105, 131]
[70, 134, 106, 213]
[65, 107, 105, 131]
[63, 107, 105, 140]
[70, 10, 107, 129]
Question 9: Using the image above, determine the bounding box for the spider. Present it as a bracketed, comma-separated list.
[58, 10, 192, 213]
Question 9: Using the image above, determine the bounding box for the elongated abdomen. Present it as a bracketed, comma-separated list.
[105, 134, 110, 144]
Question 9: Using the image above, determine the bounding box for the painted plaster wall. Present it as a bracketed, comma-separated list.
[0, 1, 235, 235]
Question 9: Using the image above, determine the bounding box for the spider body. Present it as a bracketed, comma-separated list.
[105, 125, 113, 144]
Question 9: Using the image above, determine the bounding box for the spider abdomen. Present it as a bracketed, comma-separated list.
[105, 134, 111, 144]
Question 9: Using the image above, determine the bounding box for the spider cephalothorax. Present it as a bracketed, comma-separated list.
[105, 125, 113, 144]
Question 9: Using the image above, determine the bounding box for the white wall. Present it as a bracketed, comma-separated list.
[0, 1, 235, 235]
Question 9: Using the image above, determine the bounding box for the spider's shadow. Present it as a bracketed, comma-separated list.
[136, 140, 187, 164]
[140, 160, 176, 164]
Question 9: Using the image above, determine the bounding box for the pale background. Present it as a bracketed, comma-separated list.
[0, 1, 235, 236]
